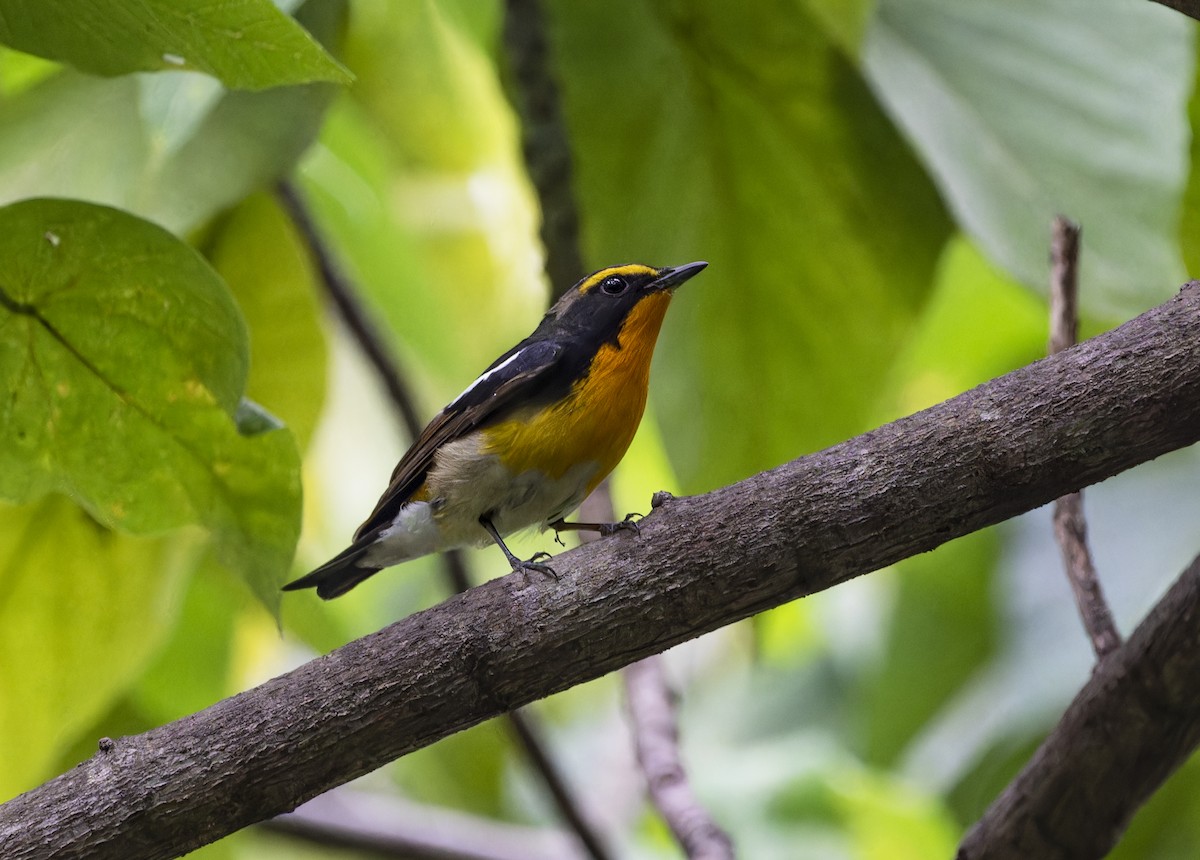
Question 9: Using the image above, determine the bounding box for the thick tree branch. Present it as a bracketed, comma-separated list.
[957, 553, 1200, 859]
[2, 283, 1199, 859]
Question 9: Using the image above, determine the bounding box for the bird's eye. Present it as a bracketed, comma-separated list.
[600, 276, 627, 295]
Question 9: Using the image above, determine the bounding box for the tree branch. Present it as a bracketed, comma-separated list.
[3, 283, 1199, 859]
[274, 180, 425, 437]
[957, 552, 1200, 859]
[502, 0, 586, 300]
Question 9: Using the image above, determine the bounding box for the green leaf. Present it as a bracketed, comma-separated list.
[802, 0, 877, 57]
[0, 199, 301, 615]
[0, 68, 336, 235]
[296, 0, 545, 396]
[551, 0, 951, 491]
[0, 44, 57, 96]
[856, 532, 1000, 767]
[863, 0, 1191, 318]
[132, 563, 241, 722]
[1179, 57, 1200, 276]
[0, 496, 196, 799]
[207, 192, 328, 451]
[331, 0, 545, 383]
[878, 236, 1051, 423]
[0, 0, 350, 90]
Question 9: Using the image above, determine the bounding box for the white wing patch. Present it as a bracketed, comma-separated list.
[448, 347, 528, 409]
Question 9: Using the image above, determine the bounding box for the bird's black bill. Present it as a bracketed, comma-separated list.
[647, 260, 707, 292]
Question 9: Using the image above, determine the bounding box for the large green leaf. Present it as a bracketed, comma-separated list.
[0, 67, 335, 235]
[0, 496, 196, 800]
[207, 192, 327, 451]
[0, 0, 350, 90]
[802, 0, 876, 57]
[863, 0, 1192, 318]
[550, 0, 951, 491]
[306, 0, 544, 389]
[0, 199, 301, 614]
[1179, 54, 1200, 276]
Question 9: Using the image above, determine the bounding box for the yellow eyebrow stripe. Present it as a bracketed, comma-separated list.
[578, 264, 659, 293]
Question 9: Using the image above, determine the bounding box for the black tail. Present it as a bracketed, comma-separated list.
[282, 542, 382, 600]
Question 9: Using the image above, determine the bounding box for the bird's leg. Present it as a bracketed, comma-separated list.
[550, 511, 643, 538]
[479, 515, 557, 579]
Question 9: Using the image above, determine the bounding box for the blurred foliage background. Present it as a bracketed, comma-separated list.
[2, 0, 1200, 857]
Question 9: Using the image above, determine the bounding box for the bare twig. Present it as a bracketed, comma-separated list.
[957, 553, 1200, 859]
[1048, 217, 1081, 356]
[1048, 216, 1121, 659]
[625, 657, 734, 860]
[275, 180, 610, 860]
[502, 0, 586, 300]
[265, 789, 585, 860]
[3, 282, 1200, 859]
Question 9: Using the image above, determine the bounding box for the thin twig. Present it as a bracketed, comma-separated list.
[1048, 216, 1121, 659]
[502, 0, 586, 300]
[275, 180, 610, 860]
[625, 657, 735, 860]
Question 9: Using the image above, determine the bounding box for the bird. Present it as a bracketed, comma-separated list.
[283, 261, 707, 599]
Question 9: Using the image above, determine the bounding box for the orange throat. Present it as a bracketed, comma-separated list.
[486, 291, 673, 488]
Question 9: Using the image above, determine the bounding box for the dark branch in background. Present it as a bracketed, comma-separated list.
[957, 553, 1200, 859]
[1047, 216, 1121, 659]
[501, 708, 610, 860]
[274, 180, 609, 860]
[502, 0, 726, 850]
[1149, 0, 1200, 21]
[624, 657, 735, 860]
[275, 180, 424, 437]
[265, 789, 585, 860]
[503, 0, 586, 300]
[3, 282, 1199, 860]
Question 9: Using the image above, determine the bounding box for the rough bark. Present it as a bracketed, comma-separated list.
[1, 283, 1199, 860]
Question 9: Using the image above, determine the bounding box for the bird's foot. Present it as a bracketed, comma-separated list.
[513, 551, 558, 580]
[597, 512, 644, 537]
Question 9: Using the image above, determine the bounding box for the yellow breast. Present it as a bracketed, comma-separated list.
[483, 291, 673, 492]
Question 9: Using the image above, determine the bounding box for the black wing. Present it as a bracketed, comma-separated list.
[351, 339, 566, 540]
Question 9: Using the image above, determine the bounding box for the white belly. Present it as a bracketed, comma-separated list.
[363, 434, 599, 567]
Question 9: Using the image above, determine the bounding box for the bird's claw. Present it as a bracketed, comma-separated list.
[515, 552, 558, 580]
[598, 512, 643, 537]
